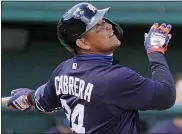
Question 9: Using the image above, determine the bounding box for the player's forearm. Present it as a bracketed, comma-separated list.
[148, 52, 176, 110]
[27, 90, 53, 113]
[27, 90, 49, 113]
[27, 84, 61, 113]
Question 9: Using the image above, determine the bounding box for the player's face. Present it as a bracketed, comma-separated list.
[82, 19, 121, 54]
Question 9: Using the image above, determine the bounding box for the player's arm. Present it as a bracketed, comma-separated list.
[106, 23, 176, 110]
[29, 81, 61, 113]
[7, 65, 62, 113]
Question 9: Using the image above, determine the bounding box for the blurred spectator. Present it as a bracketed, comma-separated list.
[45, 118, 72, 134]
[148, 73, 182, 133]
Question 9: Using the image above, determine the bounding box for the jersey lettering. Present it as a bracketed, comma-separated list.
[60, 99, 85, 133]
[55, 75, 93, 102]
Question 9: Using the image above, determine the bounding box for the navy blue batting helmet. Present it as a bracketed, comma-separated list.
[57, 2, 123, 54]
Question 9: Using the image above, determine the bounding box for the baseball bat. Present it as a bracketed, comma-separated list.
[1, 97, 11, 104]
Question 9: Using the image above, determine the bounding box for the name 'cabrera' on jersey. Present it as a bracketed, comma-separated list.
[54, 75, 93, 102]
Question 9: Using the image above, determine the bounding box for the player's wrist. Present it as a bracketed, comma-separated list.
[27, 90, 36, 106]
[147, 47, 165, 55]
[147, 52, 167, 65]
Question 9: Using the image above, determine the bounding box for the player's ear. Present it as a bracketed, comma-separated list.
[76, 38, 91, 51]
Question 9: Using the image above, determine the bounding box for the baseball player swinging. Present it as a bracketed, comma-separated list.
[7, 3, 176, 134]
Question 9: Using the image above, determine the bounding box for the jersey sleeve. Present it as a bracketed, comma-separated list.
[104, 52, 176, 111]
[32, 65, 62, 113]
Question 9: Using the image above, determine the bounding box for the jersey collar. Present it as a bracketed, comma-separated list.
[73, 54, 113, 64]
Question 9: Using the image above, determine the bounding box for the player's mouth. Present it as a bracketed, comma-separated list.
[109, 32, 116, 38]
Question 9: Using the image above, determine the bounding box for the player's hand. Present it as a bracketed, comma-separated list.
[7, 88, 33, 111]
[144, 23, 172, 54]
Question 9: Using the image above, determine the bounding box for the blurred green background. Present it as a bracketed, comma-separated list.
[1, 1, 182, 133]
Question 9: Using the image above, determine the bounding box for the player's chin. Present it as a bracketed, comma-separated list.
[111, 40, 121, 48]
[109, 36, 121, 46]
[115, 40, 121, 46]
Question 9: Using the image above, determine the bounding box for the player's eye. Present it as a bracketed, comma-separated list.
[95, 20, 105, 32]
[95, 23, 100, 29]
[94, 24, 100, 32]
[95, 23, 103, 32]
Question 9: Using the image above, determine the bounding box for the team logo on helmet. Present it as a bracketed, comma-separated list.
[73, 7, 94, 24]
[87, 4, 97, 13]
[73, 8, 85, 19]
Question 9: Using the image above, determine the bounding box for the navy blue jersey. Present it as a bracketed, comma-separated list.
[33, 53, 175, 134]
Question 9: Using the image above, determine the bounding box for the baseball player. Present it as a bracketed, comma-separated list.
[7, 3, 176, 134]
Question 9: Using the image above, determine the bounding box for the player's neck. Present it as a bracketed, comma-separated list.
[77, 47, 114, 56]
[78, 50, 113, 56]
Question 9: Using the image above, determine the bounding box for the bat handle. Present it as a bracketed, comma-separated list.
[1, 97, 11, 104]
